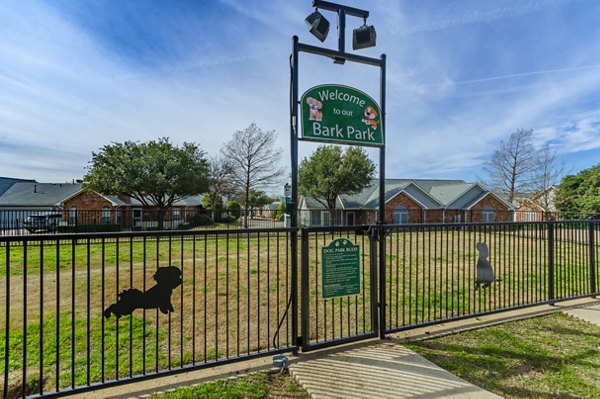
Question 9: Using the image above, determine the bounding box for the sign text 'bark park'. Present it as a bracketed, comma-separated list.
[300, 84, 384, 147]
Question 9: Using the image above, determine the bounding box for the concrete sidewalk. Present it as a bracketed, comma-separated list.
[564, 303, 600, 327]
[289, 343, 501, 399]
[288, 298, 600, 399]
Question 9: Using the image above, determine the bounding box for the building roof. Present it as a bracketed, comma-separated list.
[0, 182, 81, 207]
[301, 179, 514, 211]
[0, 181, 204, 208]
[0, 177, 36, 196]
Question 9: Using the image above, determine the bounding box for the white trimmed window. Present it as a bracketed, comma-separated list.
[393, 205, 409, 224]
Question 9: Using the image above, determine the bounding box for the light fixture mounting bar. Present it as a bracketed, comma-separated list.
[312, 0, 369, 19]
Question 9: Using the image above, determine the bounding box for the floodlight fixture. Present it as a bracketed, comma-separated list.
[305, 10, 330, 42]
[353, 21, 376, 50]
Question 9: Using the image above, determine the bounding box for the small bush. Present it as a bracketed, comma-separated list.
[178, 222, 192, 230]
[191, 214, 214, 227]
[226, 201, 242, 220]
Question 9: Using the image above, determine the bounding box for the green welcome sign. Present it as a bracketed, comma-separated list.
[321, 238, 361, 299]
[300, 84, 384, 147]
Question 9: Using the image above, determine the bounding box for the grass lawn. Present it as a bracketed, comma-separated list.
[148, 371, 308, 399]
[405, 312, 600, 398]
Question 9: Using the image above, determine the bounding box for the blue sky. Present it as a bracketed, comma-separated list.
[2, 0, 600, 187]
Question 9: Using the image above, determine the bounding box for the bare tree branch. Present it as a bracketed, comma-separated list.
[221, 123, 285, 228]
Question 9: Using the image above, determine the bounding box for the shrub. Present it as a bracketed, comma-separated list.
[226, 201, 242, 220]
[191, 213, 214, 227]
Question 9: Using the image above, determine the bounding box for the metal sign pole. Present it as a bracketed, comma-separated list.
[292, 1, 387, 346]
[378, 53, 387, 337]
[290, 36, 300, 350]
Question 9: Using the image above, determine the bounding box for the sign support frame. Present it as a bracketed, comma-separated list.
[292, 31, 387, 344]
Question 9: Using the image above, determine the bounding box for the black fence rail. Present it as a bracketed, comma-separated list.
[1, 228, 296, 398]
[0, 209, 283, 236]
[382, 220, 600, 333]
[2, 220, 599, 398]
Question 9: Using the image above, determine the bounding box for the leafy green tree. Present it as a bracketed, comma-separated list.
[83, 138, 209, 229]
[247, 190, 273, 219]
[556, 164, 600, 215]
[226, 200, 242, 221]
[273, 200, 286, 220]
[299, 145, 376, 225]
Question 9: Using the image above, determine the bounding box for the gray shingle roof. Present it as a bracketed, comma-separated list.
[301, 178, 512, 211]
[0, 177, 36, 196]
[0, 182, 204, 208]
[0, 183, 81, 206]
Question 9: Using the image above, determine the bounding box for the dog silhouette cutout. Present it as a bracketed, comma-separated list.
[104, 266, 182, 319]
[475, 243, 499, 290]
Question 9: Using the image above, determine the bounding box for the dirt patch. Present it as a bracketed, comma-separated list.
[267, 370, 309, 398]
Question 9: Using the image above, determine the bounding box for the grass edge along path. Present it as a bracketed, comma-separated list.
[147, 370, 309, 399]
[405, 312, 600, 399]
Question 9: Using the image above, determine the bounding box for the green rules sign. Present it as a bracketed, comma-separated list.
[321, 238, 361, 299]
[300, 84, 384, 147]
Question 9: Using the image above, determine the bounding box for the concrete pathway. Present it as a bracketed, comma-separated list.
[564, 303, 600, 327]
[288, 298, 600, 399]
[289, 343, 501, 399]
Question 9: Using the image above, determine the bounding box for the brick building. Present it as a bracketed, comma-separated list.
[0, 182, 203, 230]
[298, 179, 513, 226]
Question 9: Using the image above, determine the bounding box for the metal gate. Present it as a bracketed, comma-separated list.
[299, 226, 381, 351]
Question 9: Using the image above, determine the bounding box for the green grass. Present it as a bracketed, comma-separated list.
[405, 313, 600, 398]
[1, 311, 166, 390]
[147, 371, 309, 399]
[148, 372, 270, 399]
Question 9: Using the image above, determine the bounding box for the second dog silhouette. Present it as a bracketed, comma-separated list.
[475, 243, 500, 290]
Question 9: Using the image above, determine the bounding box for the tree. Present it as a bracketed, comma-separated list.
[531, 144, 564, 210]
[247, 190, 273, 218]
[484, 129, 537, 203]
[299, 145, 376, 226]
[83, 138, 209, 229]
[556, 164, 600, 215]
[204, 156, 235, 220]
[221, 123, 284, 228]
[226, 200, 242, 221]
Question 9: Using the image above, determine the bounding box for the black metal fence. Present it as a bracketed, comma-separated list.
[2, 219, 599, 398]
[382, 220, 599, 334]
[1, 229, 296, 398]
[0, 209, 284, 236]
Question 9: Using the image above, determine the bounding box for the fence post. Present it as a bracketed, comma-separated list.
[300, 228, 309, 351]
[291, 227, 299, 353]
[548, 222, 555, 302]
[378, 226, 386, 339]
[369, 228, 379, 336]
[590, 222, 597, 295]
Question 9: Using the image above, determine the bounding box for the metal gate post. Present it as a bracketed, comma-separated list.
[369, 229, 379, 336]
[300, 228, 310, 351]
[548, 222, 555, 302]
[589, 221, 597, 295]
[378, 226, 386, 338]
[377, 53, 387, 338]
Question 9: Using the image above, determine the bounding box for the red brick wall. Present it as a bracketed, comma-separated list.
[384, 193, 423, 223]
[470, 194, 511, 222]
[63, 191, 116, 224]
